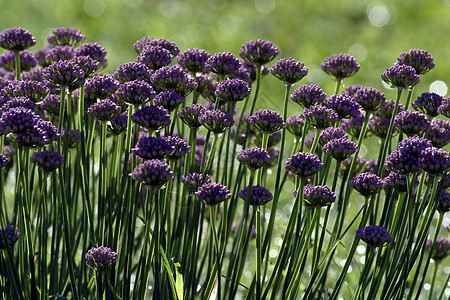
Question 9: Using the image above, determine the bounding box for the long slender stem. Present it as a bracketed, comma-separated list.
[14, 51, 21, 81]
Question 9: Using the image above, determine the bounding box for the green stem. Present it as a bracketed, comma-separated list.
[427, 263, 438, 300]
[204, 134, 218, 174]
[14, 50, 21, 81]
[256, 206, 262, 300]
[334, 79, 342, 95]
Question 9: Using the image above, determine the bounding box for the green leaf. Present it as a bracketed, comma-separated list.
[175, 262, 184, 300]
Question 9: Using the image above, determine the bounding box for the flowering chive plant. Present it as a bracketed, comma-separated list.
[0, 27, 448, 300]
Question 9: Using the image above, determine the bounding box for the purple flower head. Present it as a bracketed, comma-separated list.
[196, 74, 216, 100]
[132, 136, 174, 160]
[248, 110, 285, 134]
[303, 185, 336, 207]
[115, 80, 156, 106]
[85, 75, 120, 103]
[76, 43, 107, 63]
[195, 183, 231, 205]
[40, 94, 63, 117]
[385, 136, 433, 175]
[368, 115, 397, 139]
[239, 39, 279, 65]
[226, 66, 251, 83]
[36, 120, 59, 144]
[300, 105, 339, 130]
[151, 65, 197, 96]
[354, 87, 385, 112]
[132, 159, 173, 188]
[137, 45, 173, 70]
[153, 90, 184, 112]
[1, 97, 36, 114]
[425, 237, 450, 261]
[341, 115, 365, 138]
[437, 190, 450, 214]
[0, 28, 36, 51]
[87, 99, 120, 122]
[394, 110, 430, 137]
[321, 53, 360, 80]
[114, 62, 151, 83]
[61, 129, 81, 149]
[206, 52, 241, 76]
[384, 172, 418, 193]
[240, 60, 270, 82]
[319, 127, 348, 146]
[271, 58, 308, 85]
[238, 184, 273, 206]
[215, 79, 251, 104]
[437, 97, 450, 119]
[34, 45, 53, 67]
[285, 152, 324, 178]
[2, 80, 49, 103]
[428, 119, 450, 148]
[339, 156, 367, 179]
[108, 112, 127, 135]
[412, 92, 443, 118]
[85, 246, 118, 271]
[0, 50, 36, 72]
[381, 65, 420, 90]
[396, 49, 435, 75]
[45, 45, 75, 64]
[350, 172, 385, 197]
[343, 84, 364, 96]
[47, 27, 85, 47]
[267, 146, 280, 167]
[286, 115, 305, 137]
[0, 107, 40, 134]
[30, 150, 64, 172]
[43, 60, 84, 87]
[131, 105, 170, 132]
[323, 94, 362, 119]
[181, 172, 212, 193]
[356, 225, 392, 247]
[0, 225, 19, 249]
[71, 55, 100, 78]
[376, 99, 405, 119]
[323, 137, 358, 162]
[177, 48, 211, 73]
[134, 37, 179, 56]
[418, 147, 450, 176]
[178, 103, 207, 129]
[0, 153, 8, 168]
[236, 147, 271, 171]
[363, 159, 378, 174]
[164, 136, 191, 160]
[290, 84, 326, 109]
[199, 109, 234, 134]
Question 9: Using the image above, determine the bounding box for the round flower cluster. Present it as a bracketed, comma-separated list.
[354, 87, 385, 112]
[425, 237, 449, 261]
[0, 27, 36, 51]
[30, 150, 64, 173]
[394, 110, 430, 137]
[85, 75, 120, 102]
[132, 137, 175, 160]
[321, 53, 360, 79]
[76, 42, 107, 64]
[131, 159, 173, 188]
[215, 79, 251, 104]
[138, 45, 173, 70]
[290, 84, 327, 109]
[300, 105, 339, 130]
[177, 48, 211, 73]
[87, 100, 120, 122]
[384, 172, 410, 193]
[164, 136, 191, 160]
[396, 49, 435, 75]
[271, 58, 308, 85]
[1, 97, 36, 114]
[437, 190, 450, 214]
[61, 129, 81, 149]
[323, 94, 362, 119]
[153, 90, 184, 112]
[285, 115, 305, 137]
[411, 92, 443, 118]
[113, 62, 151, 83]
[437, 97, 450, 119]
[381, 65, 420, 90]
[0, 50, 37, 72]
[285, 152, 324, 178]
[0, 225, 19, 249]
[115, 80, 156, 106]
[43, 60, 84, 87]
[45, 45, 75, 64]
[248, 110, 285, 133]
[2, 80, 49, 103]
[236, 147, 271, 171]
[239, 39, 279, 65]
[151, 65, 197, 96]
[47, 27, 85, 47]
[199, 109, 234, 134]
[418, 147, 450, 176]
[428, 119, 450, 148]
[108, 113, 128, 135]
[238, 185, 273, 206]
[322, 137, 358, 162]
[195, 183, 231, 205]
[133, 37, 179, 56]
[178, 104, 207, 129]
[303, 185, 336, 207]
[341, 115, 365, 138]
[356, 225, 392, 247]
[131, 105, 171, 132]
[85, 246, 118, 271]
[206, 52, 241, 76]
[181, 172, 212, 193]
[319, 127, 348, 146]
[367, 115, 396, 139]
[349, 172, 385, 197]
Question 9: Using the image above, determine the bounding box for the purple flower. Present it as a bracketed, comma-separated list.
[132, 159, 173, 188]
[36, 120, 59, 144]
[138, 46, 173, 70]
[238, 185, 273, 206]
[285, 152, 324, 178]
[0, 153, 8, 168]
[199, 109, 234, 134]
[384, 172, 415, 193]
[0, 28, 36, 51]
[132, 137, 174, 160]
[178, 103, 207, 129]
[30, 150, 64, 172]
[248, 110, 285, 134]
[227, 65, 252, 83]
[0, 225, 19, 249]
[343, 84, 364, 96]
[87, 99, 120, 122]
[181, 172, 212, 193]
[368, 115, 397, 139]
[153, 90, 184, 112]
[437, 97, 450, 119]
[150, 65, 197, 96]
[47, 27, 85, 47]
[85, 246, 118, 271]
[41, 94, 63, 117]
[113, 62, 151, 83]
[286, 115, 305, 137]
[164, 136, 191, 160]
[354, 87, 385, 112]
[133, 37, 180, 56]
[76, 42, 107, 63]
[196, 74, 216, 101]
[71, 55, 100, 78]
[85, 75, 120, 103]
[418, 147, 450, 176]
[363, 159, 378, 174]
[323, 94, 362, 119]
[341, 115, 365, 138]
[394, 110, 430, 137]
[300, 105, 339, 130]
[339, 156, 367, 179]
[356, 225, 392, 247]
[321, 53, 360, 79]
[2, 80, 49, 103]
[396, 49, 435, 75]
[350, 172, 385, 197]
[1, 97, 36, 114]
[323, 137, 358, 162]
[45, 45, 76, 64]
[236, 147, 271, 171]
[290, 84, 326, 109]
[437, 190, 450, 214]
[115, 80, 156, 106]
[195, 183, 231, 205]
[0, 107, 40, 134]
[425, 237, 449, 261]
[428, 119, 450, 148]
[206, 52, 241, 76]
[108, 112, 128, 135]
[239, 60, 270, 82]
[319, 127, 348, 146]
[239, 39, 279, 65]
[131, 105, 171, 132]
[412, 92, 443, 118]
[215, 79, 251, 104]
[376, 99, 405, 119]
[0, 50, 36, 72]
[177, 48, 211, 73]
[381, 65, 420, 90]
[61, 129, 81, 149]
[303, 185, 336, 207]
[43, 60, 84, 87]
[271, 58, 308, 85]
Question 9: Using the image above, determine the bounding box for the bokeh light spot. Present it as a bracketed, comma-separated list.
[84, 0, 105, 17]
[349, 43, 368, 62]
[368, 4, 390, 27]
[429, 80, 448, 96]
[255, 0, 276, 14]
